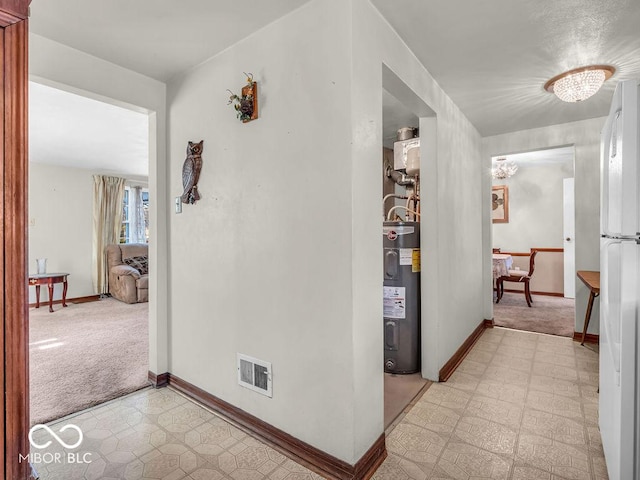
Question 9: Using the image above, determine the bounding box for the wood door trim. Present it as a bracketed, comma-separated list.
[0, 5, 29, 478]
[0, 0, 27, 27]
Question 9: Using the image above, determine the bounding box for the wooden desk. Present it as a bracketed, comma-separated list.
[28, 273, 69, 313]
[577, 270, 600, 345]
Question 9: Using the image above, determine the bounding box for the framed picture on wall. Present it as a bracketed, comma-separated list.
[492, 185, 509, 223]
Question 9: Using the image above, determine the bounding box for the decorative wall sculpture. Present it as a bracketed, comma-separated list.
[181, 140, 204, 204]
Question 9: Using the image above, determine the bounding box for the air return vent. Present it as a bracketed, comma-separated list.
[237, 353, 272, 397]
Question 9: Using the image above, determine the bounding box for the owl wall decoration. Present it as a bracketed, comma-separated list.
[181, 140, 204, 204]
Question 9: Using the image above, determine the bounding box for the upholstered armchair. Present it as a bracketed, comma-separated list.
[105, 243, 149, 304]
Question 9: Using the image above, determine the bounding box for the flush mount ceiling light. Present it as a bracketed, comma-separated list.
[544, 65, 615, 103]
[492, 157, 518, 179]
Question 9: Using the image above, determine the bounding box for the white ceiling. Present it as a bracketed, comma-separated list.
[28, 0, 640, 159]
[29, 82, 149, 179]
[29, 0, 311, 82]
[382, 89, 418, 148]
[371, 0, 640, 136]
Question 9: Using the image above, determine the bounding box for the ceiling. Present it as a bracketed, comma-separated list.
[29, 0, 311, 82]
[29, 82, 149, 179]
[371, 0, 640, 136]
[28, 0, 640, 145]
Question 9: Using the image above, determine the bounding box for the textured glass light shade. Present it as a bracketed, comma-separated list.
[545, 65, 615, 103]
[553, 69, 605, 102]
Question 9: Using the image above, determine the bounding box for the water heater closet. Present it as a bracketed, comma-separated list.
[383, 127, 421, 374]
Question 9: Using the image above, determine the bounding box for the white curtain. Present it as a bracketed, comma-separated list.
[92, 175, 126, 294]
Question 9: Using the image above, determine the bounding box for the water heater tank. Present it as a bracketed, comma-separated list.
[383, 221, 420, 374]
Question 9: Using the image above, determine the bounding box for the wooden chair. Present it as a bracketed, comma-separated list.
[492, 248, 501, 253]
[496, 250, 538, 307]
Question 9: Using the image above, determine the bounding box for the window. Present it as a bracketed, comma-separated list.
[120, 188, 131, 244]
[120, 186, 149, 244]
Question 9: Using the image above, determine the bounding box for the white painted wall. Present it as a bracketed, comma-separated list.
[28, 163, 93, 302]
[483, 117, 605, 334]
[29, 34, 169, 374]
[167, 0, 356, 462]
[492, 160, 574, 252]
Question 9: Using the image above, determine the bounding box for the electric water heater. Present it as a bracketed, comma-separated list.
[383, 221, 420, 374]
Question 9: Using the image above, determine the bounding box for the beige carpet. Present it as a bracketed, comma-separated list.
[29, 298, 149, 425]
[493, 293, 575, 337]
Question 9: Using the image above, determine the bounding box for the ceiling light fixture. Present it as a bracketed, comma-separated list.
[492, 157, 518, 180]
[544, 65, 615, 103]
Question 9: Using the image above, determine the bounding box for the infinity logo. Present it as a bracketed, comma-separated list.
[28, 424, 84, 450]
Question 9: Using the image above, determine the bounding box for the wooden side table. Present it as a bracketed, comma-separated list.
[28, 273, 69, 313]
[577, 270, 600, 345]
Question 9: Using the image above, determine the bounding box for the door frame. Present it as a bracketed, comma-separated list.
[0, 1, 30, 479]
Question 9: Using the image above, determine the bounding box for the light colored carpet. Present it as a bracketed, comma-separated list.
[493, 293, 575, 337]
[29, 298, 149, 425]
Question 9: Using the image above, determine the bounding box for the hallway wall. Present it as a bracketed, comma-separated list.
[167, 0, 357, 463]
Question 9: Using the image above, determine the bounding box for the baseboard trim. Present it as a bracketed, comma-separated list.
[167, 374, 387, 480]
[502, 289, 564, 297]
[484, 319, 494, 328]
[439, 319, 488, 382]
[28, 294, 100, 308]
[148, 371, 169, 388]
[573, 332, 600, 344]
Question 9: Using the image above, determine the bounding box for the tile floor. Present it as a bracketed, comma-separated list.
[32, 327, 607, 479]
[32, 388, 324, 480]
[373, 327, 607, 480]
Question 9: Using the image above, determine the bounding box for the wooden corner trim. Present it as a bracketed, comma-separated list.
[148, 371, 169, 388]
[353, 434, 386, 480]
[483, 319, 494, 328]
[166, 374, 386, 480]
[439, 319, 488, 382]
[573, 332, 599, 344]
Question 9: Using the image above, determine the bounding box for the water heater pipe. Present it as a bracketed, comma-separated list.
[386, 166, 416, 186]
[386, 205, 421, 221]
[383, 194, 409, 220]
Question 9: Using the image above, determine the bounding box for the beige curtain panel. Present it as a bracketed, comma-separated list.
[92, 175, 126, 294]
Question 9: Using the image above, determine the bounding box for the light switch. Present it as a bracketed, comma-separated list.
[175, 197, 182, 214]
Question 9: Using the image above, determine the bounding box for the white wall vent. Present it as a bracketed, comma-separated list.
[237, 353, 272, 397]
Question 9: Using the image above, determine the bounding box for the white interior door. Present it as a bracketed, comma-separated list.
[563, 178, 575, 298]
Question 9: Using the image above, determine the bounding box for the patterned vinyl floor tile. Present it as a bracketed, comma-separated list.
[33, 328, 608, 480]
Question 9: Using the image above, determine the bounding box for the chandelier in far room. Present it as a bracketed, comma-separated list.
[491, 157, 518, 179]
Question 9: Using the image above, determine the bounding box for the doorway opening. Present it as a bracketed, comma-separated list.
[381, 66, 436, 428]
[28, 80, 152, 425]
[491, 145, 576, 337]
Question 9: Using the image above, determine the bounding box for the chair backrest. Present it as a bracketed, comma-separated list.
[492, 248, 501, 253]
[528, 250, 538, 276]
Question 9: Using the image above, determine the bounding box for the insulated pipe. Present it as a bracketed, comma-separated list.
[383, 194, 409, 219]
[386, 205, 421, 221]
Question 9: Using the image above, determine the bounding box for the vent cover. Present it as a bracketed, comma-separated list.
[237, 353, 272, 397]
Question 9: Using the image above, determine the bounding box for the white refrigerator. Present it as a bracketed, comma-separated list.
[600, 78, 640, 480]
